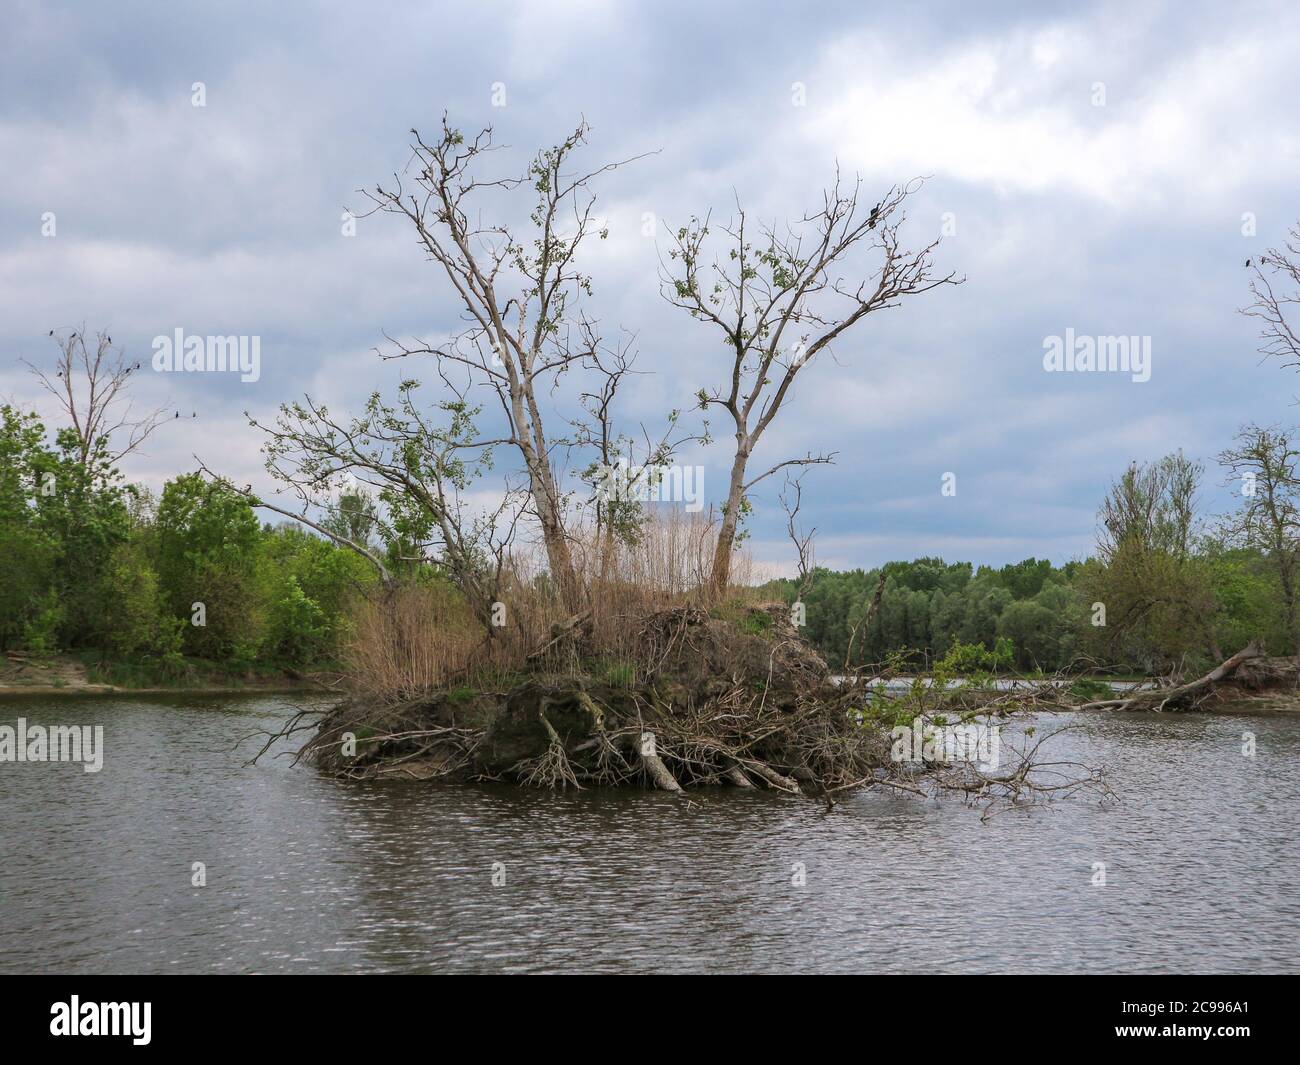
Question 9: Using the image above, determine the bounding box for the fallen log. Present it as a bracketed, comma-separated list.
[1080, 640, 1265, 712]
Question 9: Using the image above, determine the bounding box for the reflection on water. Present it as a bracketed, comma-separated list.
[0, 694, 1296, 973]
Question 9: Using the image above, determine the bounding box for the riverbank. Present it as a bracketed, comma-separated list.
[0, 651, 330, 699]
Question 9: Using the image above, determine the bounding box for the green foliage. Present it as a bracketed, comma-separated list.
[767, 537, 1257, 678]
[765, 558, 1076, 672]
[1077, 540, 1219, 673]
[20, 589, 64, 657]
[938, 639, 1013, 674]
[267, 574, 329, 662]
[1202, 544, 1289, 656]
[1069, 677, 1113, 701]
[101, 543, 183, 659]
[597, 660, 636, 688]
[0, 404, 378, 674]
[0, 408, 58, 648]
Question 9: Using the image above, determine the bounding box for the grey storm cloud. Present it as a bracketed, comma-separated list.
[2, 0, 1298, 574]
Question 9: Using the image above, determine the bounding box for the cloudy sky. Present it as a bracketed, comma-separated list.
[3, 0, 1298, 576]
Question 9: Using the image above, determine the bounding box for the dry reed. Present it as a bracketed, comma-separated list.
[340, 507, 764, 699]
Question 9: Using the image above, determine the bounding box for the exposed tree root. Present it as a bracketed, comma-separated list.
[514, 708, 582, 789]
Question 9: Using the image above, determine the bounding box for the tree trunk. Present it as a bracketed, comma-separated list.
[508, 385, 583, 612]
[709, 448, 749, 596]
[1279, 558, 1299, 655]
[536, 497, 581, 612]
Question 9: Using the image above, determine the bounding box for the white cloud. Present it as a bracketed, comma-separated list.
[806, 18, 1300, 209]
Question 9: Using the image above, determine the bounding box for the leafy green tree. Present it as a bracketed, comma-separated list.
[267, 574, 329, 661]
[37, 430, 133, 647]
[321, 488, 379, 548]
[1083, 453, 1220, 672]
[101, 542, 183, 660]
[997, 557, 1053, 599]
[0, 407, 58, 648]
[155, 474, 266, 659]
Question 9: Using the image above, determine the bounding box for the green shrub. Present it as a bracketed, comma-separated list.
[20, 590, 63, 656]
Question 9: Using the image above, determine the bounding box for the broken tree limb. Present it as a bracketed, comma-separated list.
[527, 610, 593, 661]
[640, 749, 682, 792]
[741, 760, 803, 794]
[844, 572, 887, 673]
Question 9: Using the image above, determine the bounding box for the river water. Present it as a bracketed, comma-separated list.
[1, 694, 1296, 974]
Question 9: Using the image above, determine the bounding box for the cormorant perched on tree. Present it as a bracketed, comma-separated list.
[869, 203, 880, 228]
[1246, 259, 1252, 268]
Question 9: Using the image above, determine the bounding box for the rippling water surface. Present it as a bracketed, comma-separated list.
[1, 694, 1296, 973]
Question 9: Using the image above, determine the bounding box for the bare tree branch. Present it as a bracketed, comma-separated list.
[24, 327, 167, 467]
[661, 174, 961, 592]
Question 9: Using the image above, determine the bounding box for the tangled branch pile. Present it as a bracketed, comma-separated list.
[278, 603, 1111, 812]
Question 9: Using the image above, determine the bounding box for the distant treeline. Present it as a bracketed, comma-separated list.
[761, 441, 1300, 675]
[764, 558, 1083, 672]
[1, 405, 376, 676]
[765, 540, 1292, 676]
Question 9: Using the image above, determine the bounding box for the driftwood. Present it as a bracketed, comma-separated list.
[1080, 640, 1266, 712]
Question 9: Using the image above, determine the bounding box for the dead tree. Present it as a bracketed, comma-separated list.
[780, 470, 817, 603]
[661, 175, 960, 594]
[25, 327, 166, 468]
[1243, 224, 1300, 371]
[359, 118, 646, 613]
[1079, 641, 1266, 712]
